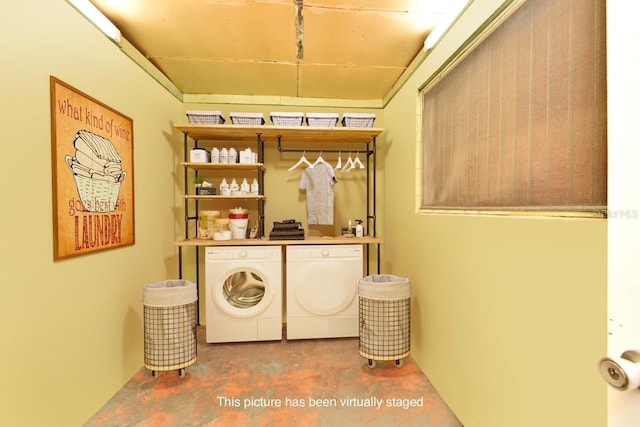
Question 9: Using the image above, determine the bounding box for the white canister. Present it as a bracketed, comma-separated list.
[239, 148, 253, 164]
[228, 148, 238, 164]
[211, 147, 220, 163]
[213, 230, 232, 241]
[220, 148, 228, 163]
[229, 213, 249, 239]
[190, 148, 209, 163]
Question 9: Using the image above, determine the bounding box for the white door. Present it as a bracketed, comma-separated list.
[606, 1, 640, 425]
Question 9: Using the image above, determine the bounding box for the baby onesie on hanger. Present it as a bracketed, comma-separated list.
[299, 162, 337, 225]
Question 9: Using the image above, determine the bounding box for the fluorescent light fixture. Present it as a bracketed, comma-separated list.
[423, 0, 471, 51]
[68, 0, 122, 43]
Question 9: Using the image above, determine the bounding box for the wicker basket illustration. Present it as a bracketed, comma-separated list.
[65, 155, 125, 212]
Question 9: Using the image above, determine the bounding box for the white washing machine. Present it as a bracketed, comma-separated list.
[285, 244, 363, 339]
[205, 246, 282, 343]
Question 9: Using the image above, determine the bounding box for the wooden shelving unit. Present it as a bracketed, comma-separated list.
[173, 123, 384, 323]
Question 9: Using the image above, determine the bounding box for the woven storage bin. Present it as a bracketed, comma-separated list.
[143, 280, 197, 374]
[358, 275, 410, 362]
[186, 110, 225, 125]
[230, 112, 265, 125]
[270, 112, 303, 126]
[306, 113, 339, 127]
[341, 113, 376, 128]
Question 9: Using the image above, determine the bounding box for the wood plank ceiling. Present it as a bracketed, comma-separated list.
[91, 0, 456, 100]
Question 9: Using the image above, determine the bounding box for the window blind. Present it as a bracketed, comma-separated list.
[421, 0, 606, 213]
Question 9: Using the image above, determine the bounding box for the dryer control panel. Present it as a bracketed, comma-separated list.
[287, 245, 362, 260]
[206, 246, 280, 261]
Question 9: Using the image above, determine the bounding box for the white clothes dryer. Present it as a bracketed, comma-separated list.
[285, 244, 363, 339]
[205, 246, 282, 343]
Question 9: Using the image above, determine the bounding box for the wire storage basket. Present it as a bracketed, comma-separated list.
[270, 112, 304, 126]
[341, 113, 376, 128]
[143, 280, 197, 378]
[358, 274, 410, 368]
[306, 112, 339, 127]
[229, 112, 265, 125]
[186, 110, 226, 125]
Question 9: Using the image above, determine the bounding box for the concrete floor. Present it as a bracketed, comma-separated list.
[86, 327, 461, 426]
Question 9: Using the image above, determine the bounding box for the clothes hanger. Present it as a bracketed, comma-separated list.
[334, 151, 342, 169]
[288, 151, 314, 172]
[353, 152, 365, 169]
[342, 151, 356, 172]
[313, 151, 328, 166]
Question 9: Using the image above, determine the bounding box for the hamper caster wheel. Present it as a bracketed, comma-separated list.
[178, 368, 186, 379]
[367, 359, 376, 368]
[394, 359, 403, 368]
[151, 370, 158, 378]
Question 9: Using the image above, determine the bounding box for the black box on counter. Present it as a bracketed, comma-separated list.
[196, 187, 217, 195]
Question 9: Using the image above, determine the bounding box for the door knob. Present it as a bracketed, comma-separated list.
[598, 349, 640, 391]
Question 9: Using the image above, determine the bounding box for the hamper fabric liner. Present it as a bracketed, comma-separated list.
[143, 280, 197, 372]
[143, 279, 197, 307]
[358, 274, 410, 300]
[358, 275, 411, 361]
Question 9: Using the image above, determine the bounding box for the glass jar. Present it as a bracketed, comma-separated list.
[197, 210, 220, 239]
[213, 218, 232, 240]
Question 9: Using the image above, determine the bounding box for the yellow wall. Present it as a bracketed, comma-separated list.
[0, 1, 183, 425]
[382, 1, 607, 426]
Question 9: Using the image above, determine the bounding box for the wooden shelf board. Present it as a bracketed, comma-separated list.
[175, 235, 383, 247]
[174, 124, 383, 143]
[182, 195, 265, 200]
[181, 162, 265, 170]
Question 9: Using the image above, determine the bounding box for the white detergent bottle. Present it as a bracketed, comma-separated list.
[240, 178, 250, 195]
[220, 178, 229, 195]
[355, 220, 364, 237]
[251, 178, 259, 195]
[230, 178, 239, 193]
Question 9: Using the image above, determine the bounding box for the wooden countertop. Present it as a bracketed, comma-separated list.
[175, 235, 383, 247]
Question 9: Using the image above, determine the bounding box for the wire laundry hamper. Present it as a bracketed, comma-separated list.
[143, 280, 197, 378]
[358, 275, 411, 368]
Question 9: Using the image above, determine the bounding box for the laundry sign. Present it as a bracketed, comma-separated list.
[50, 76, 134, 260]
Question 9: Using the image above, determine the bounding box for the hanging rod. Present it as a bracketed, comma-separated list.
[276, 136, 373, 155]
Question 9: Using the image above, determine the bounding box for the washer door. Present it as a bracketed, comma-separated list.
[293, 261, 356, 315]
[213, 266, 274, 318]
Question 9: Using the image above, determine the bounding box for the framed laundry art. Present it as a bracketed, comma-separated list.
[50, 76, 135, 260]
